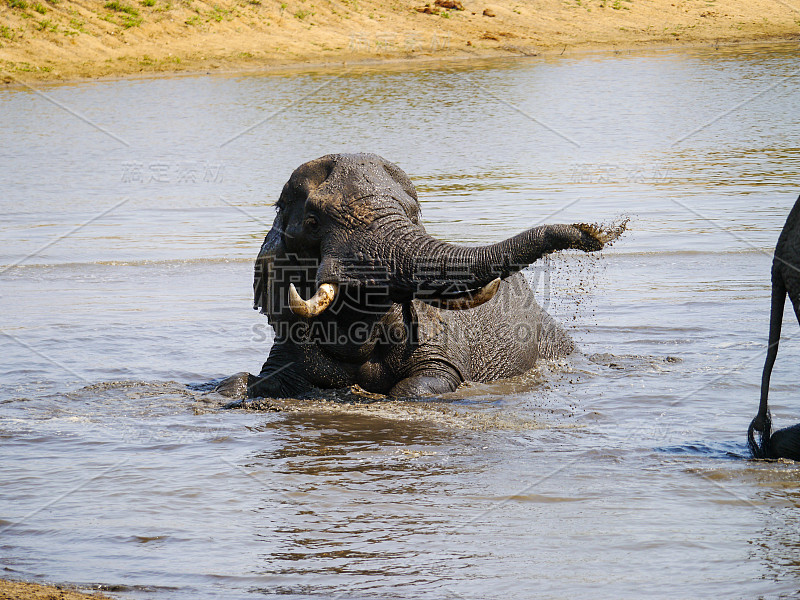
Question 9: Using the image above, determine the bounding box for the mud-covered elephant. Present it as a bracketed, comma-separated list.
[218, 153, 622, 400]
[749, 194, 800, 460]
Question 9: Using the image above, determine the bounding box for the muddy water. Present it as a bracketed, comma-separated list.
[2, 43, 800, 599]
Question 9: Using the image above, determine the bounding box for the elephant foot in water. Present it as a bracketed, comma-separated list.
[214, 372, 253, 399]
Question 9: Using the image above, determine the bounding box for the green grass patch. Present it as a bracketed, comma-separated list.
[69, 17, 86, 32]
[104, 0, 139, 15]
[141, 0, 155, 5]
[32, 2, 46, 13]
[119, 12, 143, 26]
[14, 61, 51, 72]
[209, 5, 231, 21]
[35, 18, 57, 31]
[8, 0, 28, 8]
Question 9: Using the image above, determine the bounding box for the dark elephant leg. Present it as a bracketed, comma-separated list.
[215, 371, 253, 398]
[216, 343, 314, 401]
[761, 274, 800, 460]
[251, 343, 316, 397]
[389, 364, 462, 397]
[749, 269, 787, 457]
[215, 369, 304, 401]
[750, 258, 800, 460]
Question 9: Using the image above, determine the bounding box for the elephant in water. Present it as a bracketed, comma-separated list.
[218, 153, 623, 400]
[749, 195, 800, 460]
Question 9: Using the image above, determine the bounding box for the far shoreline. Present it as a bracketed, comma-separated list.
[1, 0, 797, 84]
[4, 36, 799, 89]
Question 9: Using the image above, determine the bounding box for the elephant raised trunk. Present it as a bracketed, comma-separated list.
[357, 221, 618, 303]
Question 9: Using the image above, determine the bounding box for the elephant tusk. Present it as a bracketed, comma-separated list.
[426, 278, 502, 311]
[288, 283, 338, 318]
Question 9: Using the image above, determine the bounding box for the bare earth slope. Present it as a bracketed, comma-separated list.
[0, 0, 798, 81]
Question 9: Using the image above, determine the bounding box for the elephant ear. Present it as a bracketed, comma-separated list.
[253, 214, 285, 315]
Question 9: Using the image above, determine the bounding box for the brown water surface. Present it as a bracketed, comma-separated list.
[2, 43, 800, 599]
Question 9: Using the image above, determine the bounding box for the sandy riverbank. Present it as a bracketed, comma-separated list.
[0, 578, 113, 600]
[0, 0, 798, 82]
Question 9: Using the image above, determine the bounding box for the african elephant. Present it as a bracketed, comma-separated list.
[218, 153, 622, 400]
[749, 194, 800, 460]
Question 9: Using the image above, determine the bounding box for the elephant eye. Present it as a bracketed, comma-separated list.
[303, 215, 320, 232]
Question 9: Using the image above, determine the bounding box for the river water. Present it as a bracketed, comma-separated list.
[2, 43, 800, 599]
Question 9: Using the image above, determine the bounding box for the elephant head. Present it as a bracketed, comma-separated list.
[253, 153, 619, 331]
